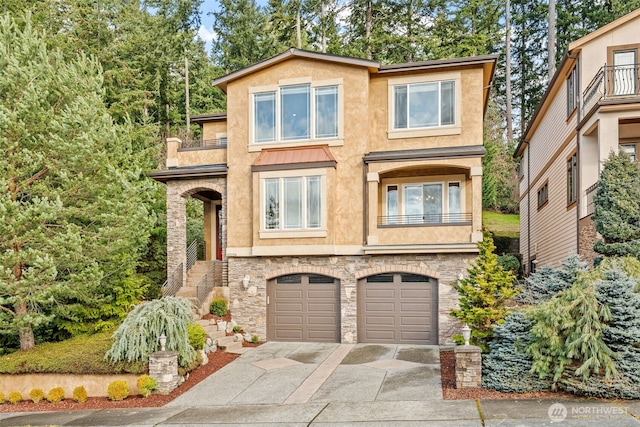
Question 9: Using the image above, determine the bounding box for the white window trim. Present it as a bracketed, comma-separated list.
[249, 78, 344, 149]
[387, 72, 462, 139]
[259, 168, 328, 239]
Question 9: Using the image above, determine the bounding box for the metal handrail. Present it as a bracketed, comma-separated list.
[378, 212, 472, 226]
[186, 239, 198, 272]
[180, 138, 227, 149]
[195, 261, 222, 306]
[161, 263, 183, 296]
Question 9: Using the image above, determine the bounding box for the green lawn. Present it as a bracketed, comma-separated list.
[483, 210, 520, 238]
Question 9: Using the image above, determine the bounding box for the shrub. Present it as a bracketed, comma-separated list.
[137, 374, 157, 398]
[450, 230, 518, 351]
[210, 298, 227, 317]
[72, 386, 88, 403]
[105, 296, 196, 367]
[47, 386, 65, 403]
[8, 391, 22, 404]
[497, 254, 521, 278]
[29, 388, 45, 403]
[233, 325, 243, 333]
[483, 312, 551, 393]
[188, 323, 206, 351]
[251, 335, 259, 343]
[516, 255, 586, 304]
[0, 391, 4, 403]
[107, 380, 129, 401]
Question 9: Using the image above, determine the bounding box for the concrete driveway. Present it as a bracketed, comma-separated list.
[167, 342, 443, 407]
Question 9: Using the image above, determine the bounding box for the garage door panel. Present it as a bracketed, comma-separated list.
[275, 303, 304, 312]
[275, 314, 303, 324]
[307, 330, 337, 340]
[365, 289, 395, 298]
[307, 315, 337, 325]
[275, 329, 303, 340]
[308, 289, 337, 298]
[359, 274, 437, 345]
[275, 289, 304, 298]
[308, 303, 337, 312]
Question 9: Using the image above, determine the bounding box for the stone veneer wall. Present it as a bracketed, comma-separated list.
[227, 253, 474, 345]
[166, 177, 227, 286]
[578, 215, 598, 268]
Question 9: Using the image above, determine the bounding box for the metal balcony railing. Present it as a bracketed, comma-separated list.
[179, 138, 227, 149]
[378, 212, 472, 226]
[585, 182, 598, 216]
[582, 63, 640, 119]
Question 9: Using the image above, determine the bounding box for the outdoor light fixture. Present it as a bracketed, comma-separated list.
[462, 324, 471, 346]
[242, 275, 250, 290]
[159, 334, 167, 352]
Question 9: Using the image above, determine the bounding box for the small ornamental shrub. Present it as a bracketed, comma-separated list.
[107, 380, 129, 401]
[137, 374, 157, 398]
[251, 335, 259, 343]
[188, 322, 206, 351]
[516, 255, 586, 304]
[29, 388, 45, 403]
[233, 325, 243, 333]
[8, 391, 22, 404]
[0, 391, 5, 403]
[210, 298, 227, 317]
[105, 296, 196, 367]
[47, 386, 65, 403]
[72, 386, 88, 403]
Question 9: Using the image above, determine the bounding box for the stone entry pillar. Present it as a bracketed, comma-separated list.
[166, 182, 187, 288]
[454, 345, 482, 388]
[149, 351, 179, 395]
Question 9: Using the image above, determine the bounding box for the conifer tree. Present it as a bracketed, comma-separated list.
[592, 152, 640, 258]
[451, 230, 518, 351]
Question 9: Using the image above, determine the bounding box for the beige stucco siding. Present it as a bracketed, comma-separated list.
[176, 147, 227, 166]
[367, 68, 484, 152]
[224, 58, 370, 252]
[201, 121, 228, 141]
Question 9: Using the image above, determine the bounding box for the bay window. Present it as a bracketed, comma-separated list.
[253, 83, 339, 144]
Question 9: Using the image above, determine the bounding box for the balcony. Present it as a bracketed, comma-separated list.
[378, 212, 472, 227]
[582, 63, 640, 120]
[179, 137, 227, 150]
[585, 182, 598, 216]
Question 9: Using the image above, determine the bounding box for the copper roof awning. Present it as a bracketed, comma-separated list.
[251, 145, 337, 171]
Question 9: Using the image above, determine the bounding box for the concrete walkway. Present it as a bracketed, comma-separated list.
[1, 342, 639, 426]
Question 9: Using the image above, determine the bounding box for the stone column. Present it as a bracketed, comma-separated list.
[166, 182, 187, 288]
[454, 345, 482, 388]
[149, 351, 180, 395]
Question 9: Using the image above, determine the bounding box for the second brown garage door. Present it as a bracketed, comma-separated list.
[267, 274, 341, 342]
[358, 273, 438, 344]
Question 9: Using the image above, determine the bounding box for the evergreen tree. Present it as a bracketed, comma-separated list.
[516, 254, 586, 304]
[593, 152, 640, 258]
[0, 14, 154, 350]
[451, 230, 518, 351]
[483, 311, 551, 392]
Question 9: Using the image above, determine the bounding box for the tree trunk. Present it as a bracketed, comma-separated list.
[365, 0, 372, 60]
[505, 0, 513, 142]
[296, 1, 302, 49]
[16, 303, 35, 350]
[548, 0, 556, 79]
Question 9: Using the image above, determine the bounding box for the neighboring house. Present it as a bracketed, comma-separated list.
[515, 9, 640, 275]
[150, 48, 497, 345]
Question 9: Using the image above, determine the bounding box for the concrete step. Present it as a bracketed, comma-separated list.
[217, 335, 243, 352]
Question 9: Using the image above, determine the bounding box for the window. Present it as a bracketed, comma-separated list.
[613, 50, 637, 96]
[567, 67, 577, 117]
[263, 176, 322, 231]
[253, 84, 339, 143]
[620, 143, 637, 162]
[537, 182, 549, 208]
[393, 81, 455, 129]
[381, 179, 467, 226]
[567, 153, 577, 205]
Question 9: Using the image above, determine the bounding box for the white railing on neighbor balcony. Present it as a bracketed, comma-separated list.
[582, 63, 640, 119]
[179, 138, 227, 149]
[585, 182, 598, 216]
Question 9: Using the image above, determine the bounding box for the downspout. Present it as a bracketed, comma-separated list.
[526, 141, 531, 275]
[363, 159, 368, 246]
[572, 54, 581, 255]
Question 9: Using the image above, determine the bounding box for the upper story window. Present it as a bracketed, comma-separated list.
[393, 81, 455, 129]
[253, 83, 339, 144]
[620, 143, 637, 162]
[567, 152, 577, 205]
[567, 67, 577, 117]
[263, 175, 323, 231]
[517, 157, 525, 180]
[537, 182, 549, 209]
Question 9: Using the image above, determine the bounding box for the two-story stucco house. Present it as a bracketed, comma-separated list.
[150, 48, 497, 345]
[516, 9, 640, 274]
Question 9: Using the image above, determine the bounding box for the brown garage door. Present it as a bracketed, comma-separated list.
[267, 274, 340, 342]
[358, 273, 438, 344]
